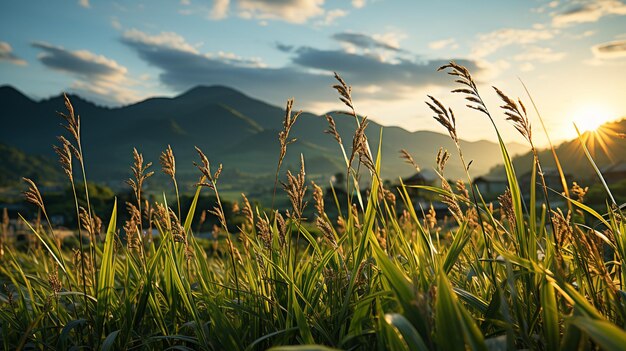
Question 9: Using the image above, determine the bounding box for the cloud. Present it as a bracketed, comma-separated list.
[333, 32, 401, 51]
[210, 0, 230, 19]
[292, 46, 483, 91]
[121, 29, 487, 107]
[0, 42, 27, 65]
[237, 0, 324, 23]
[552, 0, 626, 27]
[519, 62, 535, 72]
[471, 28, 555, 58]
[78, 0, 90, 8]
[513, 46, 566, 62]
[275, 43, 295, 53]
[592, 39, 626, 58]
[429, 38, 458, 50]
[122, 29, 198, 53]
[352, 0, 366, 8]
[31, 41, 142, 104]
[316, 9, 347, 26]
[111, 17, 122, 30]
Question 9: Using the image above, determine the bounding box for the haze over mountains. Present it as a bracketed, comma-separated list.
[0, 84, 530, 191]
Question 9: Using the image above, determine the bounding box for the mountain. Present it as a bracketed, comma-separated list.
[486, 118, 626, 183]
[0, 143, 62, 187]
[0, 85, 528, 191]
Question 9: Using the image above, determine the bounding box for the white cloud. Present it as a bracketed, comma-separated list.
[591, 39, 626, 59]
[122, 29, 199, 53]
[237, 0, 325, 23]
[352, 0, 366, 9]
[471, 28, 555, 58]
[210, 0, 230, 20]
[513, 46, 566, 62]
[181, 0, 191, 5]
[78, 0, 90, 8]
[429, 38, 458, 50]
[552, 0, 626, 27]
[0, 42, 27, 65]
[520, 62, 536, 72]
[32, 41, 142, 104]
[111, 17, 122, 30]
[316, 9, 347, 26]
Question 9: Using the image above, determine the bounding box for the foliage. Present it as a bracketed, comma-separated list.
[1, 65, 625, 351]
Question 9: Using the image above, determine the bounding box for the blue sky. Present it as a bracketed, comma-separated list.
[1, 0, 625, 145]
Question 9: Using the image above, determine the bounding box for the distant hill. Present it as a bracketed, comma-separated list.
[0, 143, 62, 187]
[486, 118, 626, 184]
[0, 85, 528, 190]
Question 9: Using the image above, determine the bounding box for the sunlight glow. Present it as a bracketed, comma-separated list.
[571, 104, 615, 133]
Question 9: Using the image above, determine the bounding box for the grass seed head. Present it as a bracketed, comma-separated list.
[493, 86, 532, 142]
[160, 144, 176, 179]
[400, 149, 420, 173]
[22, 178, 45, 212]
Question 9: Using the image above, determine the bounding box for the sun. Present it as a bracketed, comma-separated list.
[572, 104, 614, 133]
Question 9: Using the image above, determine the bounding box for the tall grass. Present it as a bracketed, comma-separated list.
[1, 63, 625, 350]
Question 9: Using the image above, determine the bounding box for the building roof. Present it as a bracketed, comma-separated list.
[402, 169, 438, 183]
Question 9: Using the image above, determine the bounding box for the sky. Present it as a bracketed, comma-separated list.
[1, 0, 625, 146]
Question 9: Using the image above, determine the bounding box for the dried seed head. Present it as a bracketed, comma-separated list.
[332, 72, 355, 116]
[160, 145, 176, 178]
[153, 202, 169, 230]
[350, 116, 374, 171]
[324, 114, 342, 144]
[58, 93, 80, 144]
[241, 194, 254, 227]
[336, 216, 346, 234]
[79, 207, 100, 240]
[22, 178, 45, 212]
[312, 181, 324, 216]
[281, 154, 308, 220]
[426, 95, 458, 143]
[438, 61, 489, 117]
[440, 178, 463, 223]
[209, 205, 226, 229]
[126, 148, 154, 204]
[493, 86, 532, 142]
[498, 188, 515, 229]
[275, 211, 286, 246]
[316, 217, 336, 248]
[456, 180, 469, 200]
[436, 148, 450, 174]
[194, 146, 216, 189]
[256, 214, 272, 249]
[184, 243, 194, 261]
[53, 136, 75, 180]
[552, 209, 572, 246]
[400, 149, 420, 173]
[277, 98, 302, 172]
[170, 210, 186, 243]
[571, 182, 589, 203]
[47, 268, 62, 295]
[424, 206, 438, 230]
[383, 188, 396, 206]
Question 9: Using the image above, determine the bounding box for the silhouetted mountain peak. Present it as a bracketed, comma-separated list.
[0, 85, 33, 104]
[178, 85, 248, 101]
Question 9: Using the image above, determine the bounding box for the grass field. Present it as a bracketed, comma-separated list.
[1, 63, 625, 350]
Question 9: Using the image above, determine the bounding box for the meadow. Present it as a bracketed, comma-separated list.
[1, 62, 625, 350]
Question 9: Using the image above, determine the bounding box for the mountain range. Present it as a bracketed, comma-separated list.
[0, 85, 530, 192]
[486, 118, 626, 182]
